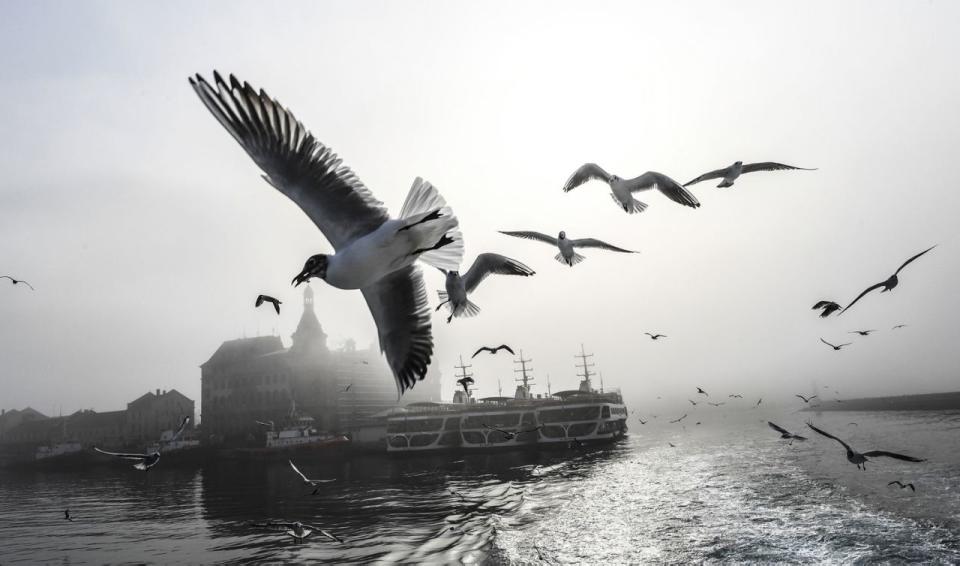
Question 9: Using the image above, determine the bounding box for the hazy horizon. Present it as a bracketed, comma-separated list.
[2, 1, 959, 419]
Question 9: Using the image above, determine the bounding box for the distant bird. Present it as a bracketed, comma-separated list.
[190, 72, 463, 399]
[0, 276, 34, 290]
[670, 414, 688, 423]
[688, 399, 698, 406]
[436, 254, 534, 323]
[756, 398, 763, 407]
[94, 447, 161, 471]
[728, 394, 743, 399]
[697, 387, 709, 397]
[840, 246, 937, 314]
[806, 423, 925, 470]
[795, 394, 818, 403]
[695, 422, 702, 426]
[562, 163, 700, 213]
[892, 324, 907, 330]
[708, 402, 725, 407]
[637, 417, 648, 425]
[684, 161, 815, 188]
[888, 481, 916, 492]
[252, 521, 342, 544]
[341, 384, 352, 393]
[288, 460, 336, 495]
[483, 424, 543, 440]
[668, 442, 676, 448]
[255, 294, 281, 314]
[812, 300, 841, 318]
[848, 422, 858, 426]
[499, 230, 635, 267]
[848, 330, 876, 337]
[820, 338, 851, 351]
[471, 344, 515, 358]
[456, 376, 474, 395]
[64, 509, 73, 522]
[768, 422, 807, 442]
[255, 420, 275, 429]
[645, 333, 667, 340]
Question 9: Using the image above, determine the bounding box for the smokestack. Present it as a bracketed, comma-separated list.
[156, 389, 160, 396]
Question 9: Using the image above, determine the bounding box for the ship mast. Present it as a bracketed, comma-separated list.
[575, 343, 596, 393]
[454, 355, 474, 397]
[513, 349, 535, 399]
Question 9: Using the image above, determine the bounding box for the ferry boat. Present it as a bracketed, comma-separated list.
[261, 402, 349, 451]
[35, 441, 83, 461]
[387, 347, 628, 453]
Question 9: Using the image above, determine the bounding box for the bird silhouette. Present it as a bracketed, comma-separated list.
[806, 423, 925, 470]
[0, 276, 34, 290]
[756, 398, 763, 407]
[892, 324, 907, 330]
[341, 384, 352, 393]
[563, 163, 700, 213]
[436, 254, 534, 323]
[471, 344, 515, 358]
[795, 394, 818, 403]
[456, 376, 474, 395]
[483, 424, 543, 440]
[688, 399, 698, 406]
[684, 161, 815, 188]
[94, 416, 189, 470]
[499, 230, 635, 267]
[670, 414, 688, 423]
[708, 402, 725, 407]
[820, 338, 851, 351]
[64, 509, 73, 522]
[697, 387, 709, 397]
[288, 459, 337, 495]
[255, 294, 281, 314]
[768, 421, 807, 442]
[848, 330, 876, 336]
[840, 245, 937, 314]
[887, 481, 916, 492]
[645, 333, 667, 340]
[251, 521, 342, 543]
[728, 394, 743, 399]
[812, 300, 841, 317]
[637, 417, 648, 425]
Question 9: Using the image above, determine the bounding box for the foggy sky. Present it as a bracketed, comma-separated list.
[1, 0, 958, 419]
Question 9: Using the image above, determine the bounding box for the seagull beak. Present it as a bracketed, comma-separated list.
[291, 269, 310, 287]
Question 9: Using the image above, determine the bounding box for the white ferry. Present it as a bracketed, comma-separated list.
[35, 441, 83, 461]
[265, 415, 348, 449]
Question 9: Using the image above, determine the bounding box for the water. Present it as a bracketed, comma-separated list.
[2, 410, 960, 564]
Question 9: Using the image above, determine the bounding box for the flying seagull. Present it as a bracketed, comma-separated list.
[190, 72, 463, 398]
[812, 301, 841, 318]
[562, 163, 700, 213]
[697, 387, 709, 397]
[255, 420, 275, 429]
[688, 399, 698, 406]
[768, 422, 807, 442]
[483, 424, 543, 440]
[820, 338, 851, 351]
[637, 417, 648, 425]
[251, 521, 342, 544]
[288, 460, 336, 495]
[684, 161, 815, 188]
[255, 294, 282, 314]
[892, 324, 907, 330]
[499, 230, 635, 267]
[708, 402, 725, 407]
[341, 384, 352, 393]
[756, 398, 763, 407]
[436, 254, 534, 323]
[471, 344, 515, 358]
[0, 276, 34, 290]
[840, 246, 937, 314]
[456, 376, 474, 395]
[668, 442, 676, 448]
[848, 330, 876, 336]
[806, 423, 925, 470]
[887, 480, 916, 492]
[728, 394, 743, 399]
[795, 394, 818, 403]
[670, 414, 688, 423]
[93, 416, 189, 471]
[645, 333, 667, 340]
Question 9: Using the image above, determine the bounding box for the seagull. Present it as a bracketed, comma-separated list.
[840, 246, 937, 314]
[812, 301, 841, 317]
[190, 72, 463, 398]
[255, 294, 281, 314]
[0, 276, 35, 290]
[435, 254, 534, 323]
[697, 387, 709, 397]
[499, 230, 635, 267]
[288, 460, 336, 495]
[645, 333, 667, 340]
[562, 163, 700, 213]
[637, 417, 648, 425]
[684, 161, 815, 188]
[848, 422, 859, 426]
[768, 422, 807, 442]
[255, 420, 275, 429]
[795, 394, 818, 403]
[820, 338, 851, 351]
[471, 344, 515, 358]
[848, 330, 876, 337]
[756, 398, 763, 407]
[887, 481, 916, 492]
[892, 324, 907, 330]
[93, 416, 189, 471]
[668, 442, 676, 448]
[708, 402, 725, 407]
[456, 376, 474, 394]
[688, 399, 698, 406]
[806, 423, 925, 470]
[341, 384, 352, 393]
[483, 424, 543, 440]
[252, 521, 342, 544]
[64, 509, 73, 522]
[670, 414, 688, 423]
[728, 394, 743, 399]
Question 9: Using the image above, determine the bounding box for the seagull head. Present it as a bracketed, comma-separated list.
[558, 231, 566, 240]
[734, 160, 743, 167]
[292, 254, 328, 286]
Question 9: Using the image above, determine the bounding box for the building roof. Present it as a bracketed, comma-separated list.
[201, 336, 285, 368]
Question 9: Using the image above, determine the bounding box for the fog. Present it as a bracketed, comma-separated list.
[1, 1, 958, 418]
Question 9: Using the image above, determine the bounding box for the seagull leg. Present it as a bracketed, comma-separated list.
[411, 234, 454, 256]
[435, 300, 449, 312]
[398, 209, 442, 232]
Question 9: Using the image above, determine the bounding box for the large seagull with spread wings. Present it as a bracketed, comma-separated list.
[562, 163, 700, 214]
[499, 230, 635, 267]
[189, 72, 463, 397]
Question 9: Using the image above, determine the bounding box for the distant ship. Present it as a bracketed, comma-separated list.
[386, 346, 628, 453]
[259, 401, 349, 452]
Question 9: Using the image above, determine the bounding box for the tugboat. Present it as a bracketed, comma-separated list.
[263, 401, 349, 451]
[387, 345, 628, 453]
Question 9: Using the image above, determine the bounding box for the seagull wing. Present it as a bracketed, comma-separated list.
[795, 395, 808, 402]
[839, 281, 886, 314]
[361, 265, 433, 398]
[470, 347, 490, 358]
[497, 345, 515, 355]
[255, 295, 265, 307]
[569, 238, 635, 253]
[806, 423, 854, 453]
[499, 231, 558, 247]
[314, 528, 343, 543]
[563, 163, 613, 192]
[768, 421, 791, 435]
[893, 245, 937, 275]
[94, 447, 147, 460]
[171, 416, 190, 441]
[288, 460, 311, 482]
[483, 424, 511, 434]
[462, 253, 535, 294]
[189, 72, 389, 250]
[625, 172, 701, 208]
[740, 162, 816, 174]
[812, 300, 837, 309]
[820, 338, 838, 348]
[684, 167, 728, 187]
[862, 450, 925, 462]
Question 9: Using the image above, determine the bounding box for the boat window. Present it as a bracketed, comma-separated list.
[521, 412, 536, 426]
[386, 418, 444, 433]
[410, 434, 439, 447]
[444, 418, 461, 431]
[539, 406, 600, 423]
[388, 436, 409, 448]
[462, 431, 485, 445]
[541, 425, 566, 438]
[568, 422, 598, 437]
[462, 413, 520, 429]
[438, 432, 460, 446]
[601, 406, 611, 419]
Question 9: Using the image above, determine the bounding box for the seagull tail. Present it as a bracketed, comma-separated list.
[454, 299, 480, 319]
[717, 180, 734, 188]
[613, 193, 648, 214]
[134, 462, 148, 471]
[401, 178, 463, 272]
[556, 251, 585, 266]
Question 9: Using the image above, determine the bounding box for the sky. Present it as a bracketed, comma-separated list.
[1, 0, 958, 419]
